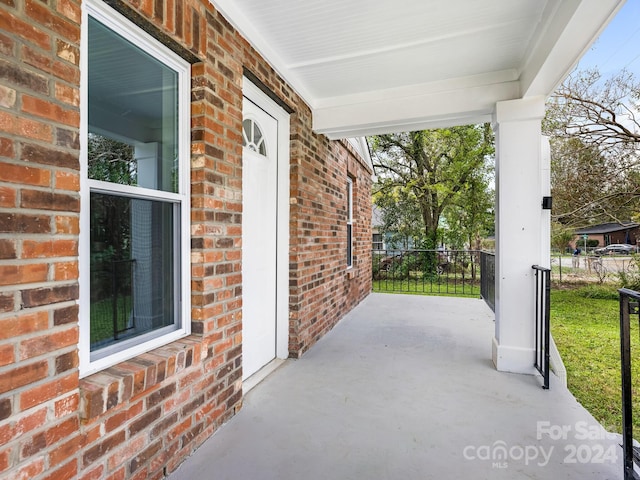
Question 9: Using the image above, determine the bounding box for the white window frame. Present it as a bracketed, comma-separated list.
[347, 177, 353, 268]
[79, 0, 191, 377]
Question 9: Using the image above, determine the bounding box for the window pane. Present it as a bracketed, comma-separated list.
[88, 17, 179, 193]
[253, 123, 263, 144]
[242, 118, 267, 156]
[88, 133, 137, 186]
[90, 192, 177, 351]
[242, 119, 251, 147]
[347, 180, 353, 221]
[347, 224, 353, 267]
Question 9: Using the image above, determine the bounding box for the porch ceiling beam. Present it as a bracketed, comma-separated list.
[313, 79, 520, 139]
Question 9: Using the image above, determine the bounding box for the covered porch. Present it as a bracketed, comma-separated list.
[169, 293, 621, 479]
[212, 0, 626, 376]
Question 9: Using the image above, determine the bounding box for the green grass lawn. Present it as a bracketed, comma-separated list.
[373, 266, 481, 297]
[551, 285, 640, 435]
[90, 295, 133, 345]
[373, 279, 480, 297]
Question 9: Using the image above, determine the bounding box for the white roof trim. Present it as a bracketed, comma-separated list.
[520, 0, 624, 97]
[347, 138, 373, 172]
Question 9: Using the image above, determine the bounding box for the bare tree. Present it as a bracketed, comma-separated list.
[546, 68, 640, 158]
[549, 136, 640, 227]
[544, 68, 640, 227]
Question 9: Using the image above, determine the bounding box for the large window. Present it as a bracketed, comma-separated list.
[80, 1, 190, 376]
[347, 177, 353, 268]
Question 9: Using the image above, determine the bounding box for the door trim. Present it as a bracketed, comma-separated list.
[242, 77, 290, 365]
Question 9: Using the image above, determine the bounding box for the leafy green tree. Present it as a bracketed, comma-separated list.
[442, 160, 494, 250]
[550, 221, 575, 253]
[373, 185, 425, 249]
[370, 125, 494, 250]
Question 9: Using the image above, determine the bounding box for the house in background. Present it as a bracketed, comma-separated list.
[371, 205, 419, 251]
[572, 222, 640, 249]
[0, 0, 625, 479]
[372, 206, 385, 251]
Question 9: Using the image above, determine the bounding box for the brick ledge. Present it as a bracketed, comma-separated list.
[79, 336, 204, 421]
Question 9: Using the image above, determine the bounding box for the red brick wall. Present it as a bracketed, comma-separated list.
[608, 227, 639, 245]
[0, 0, 83, 479]
[569, 227, 640, 250]
[287, 136, 372, 356]
[0, 0, 372, 479]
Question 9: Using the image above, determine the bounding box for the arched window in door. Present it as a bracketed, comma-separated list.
[242, 118, 267, 156]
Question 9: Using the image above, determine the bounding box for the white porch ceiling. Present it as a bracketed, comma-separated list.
[211, 0, 625, 139]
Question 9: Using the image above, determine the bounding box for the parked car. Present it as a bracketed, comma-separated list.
[594, 244, 636, 255]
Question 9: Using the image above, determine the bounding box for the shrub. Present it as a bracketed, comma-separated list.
[618, 255, 640, 291]
[391, 251, 423, 279]
[372, 253, 387, 280]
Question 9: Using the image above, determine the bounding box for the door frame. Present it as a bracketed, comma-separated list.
[242, 77, 290, 364]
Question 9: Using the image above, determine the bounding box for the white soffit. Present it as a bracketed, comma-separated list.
[211, 0, 624, 139]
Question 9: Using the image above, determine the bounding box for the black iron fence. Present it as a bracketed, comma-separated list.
[480, 252, 495, 312]
[619, 288, 640, 480]
[90, 258, 136, 349]
[532, 265, 551, 389]
[372, 249, 482, 297]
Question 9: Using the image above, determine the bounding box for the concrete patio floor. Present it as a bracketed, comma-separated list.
[168, 293, 622, 479]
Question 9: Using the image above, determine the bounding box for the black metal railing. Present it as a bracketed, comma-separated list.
[480, 251, 495, 312]
[110, 259, 136, 340]
[90, 258, 137, 350]
[532, 265, 551, 389]
[372, 249, 481, 297]
[619, 288, 640, 480]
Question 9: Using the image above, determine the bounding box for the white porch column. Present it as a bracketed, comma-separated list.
[492, 96, 549, 374]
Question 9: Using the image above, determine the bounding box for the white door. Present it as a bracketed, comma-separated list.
[242, 97, 278, 380]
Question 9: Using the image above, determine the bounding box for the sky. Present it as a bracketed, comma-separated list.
[577, 0, 640, 77]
